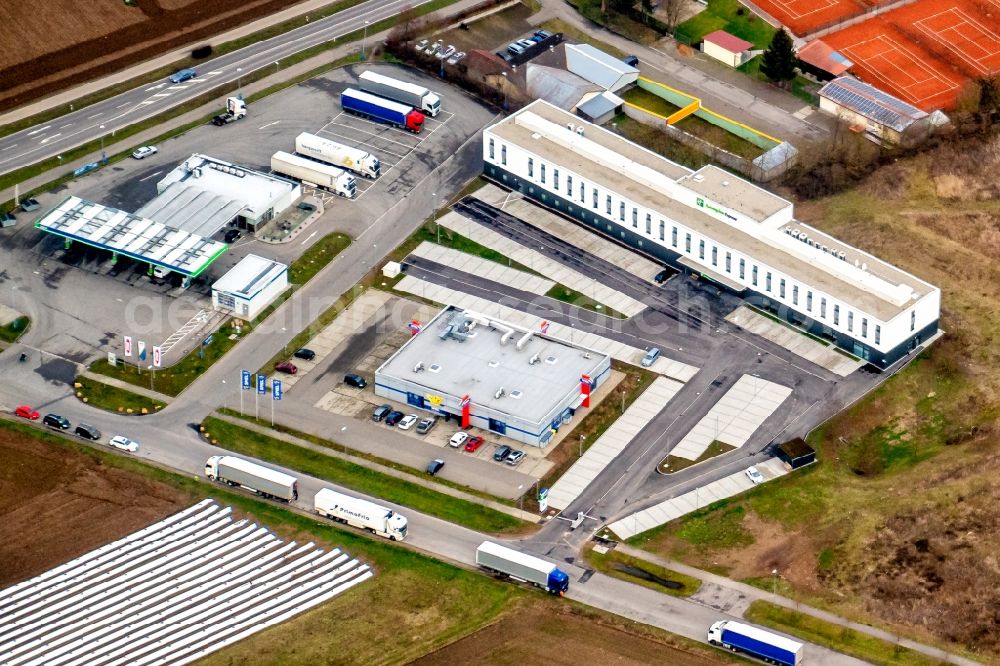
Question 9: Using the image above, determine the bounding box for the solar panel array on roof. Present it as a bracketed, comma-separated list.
[35, 195, 228, 277]
[819, 76, 927, 132]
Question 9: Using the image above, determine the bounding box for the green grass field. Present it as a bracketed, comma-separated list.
[0, 317, 29, 343]
[73, 377, 166, 415]
[585, 546, 702, 597]
[287, 232, 351, 285]
[675, 0, 776, 48]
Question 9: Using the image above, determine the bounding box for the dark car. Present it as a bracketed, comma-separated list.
[493, 444, 513, 462]
[654, 269, 671, 284]
[224, 228, 241, 243]
[426, 459, 445, 475]
[275, 361, 297, 374]
[43, 413, 71, 430]
[344, 373, 367, 389]
[75, 423, 102, 441]
[385, 410, 405, 426]
[623, 54, 639, 67]
[372, 404, 392, 422]
[293, 348, 316, 361]
[415, 416, 437, 434]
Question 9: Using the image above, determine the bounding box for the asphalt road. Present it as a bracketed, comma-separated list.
[0, 0, 432, 177]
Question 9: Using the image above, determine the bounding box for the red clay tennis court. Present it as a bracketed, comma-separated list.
[822, 0, 1000, 110]
[751, 0, 894, 35]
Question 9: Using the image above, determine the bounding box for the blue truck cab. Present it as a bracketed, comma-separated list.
[708, 620, 802, 666]
[547, 568, 570, 595]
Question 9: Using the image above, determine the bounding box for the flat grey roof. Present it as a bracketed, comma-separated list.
[212, 254, 287, 299]
[489, 102, 935, 320]
[377, 306, 610, 423]
[678, 165, 790, 223]
[136, 181, 246, 238]
[34, 196, 228, 277]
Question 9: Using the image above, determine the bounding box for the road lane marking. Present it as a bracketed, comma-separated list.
[145, 83, 167, 91]
[139, 170, 164, 182]
[39, 134, 62, 144]
[87, 112, 104, 119]
[1, 144, 17, 151]
[116, 102, 131, 109]
[26, 125, 50, 136]
[300, 231, 318, 245]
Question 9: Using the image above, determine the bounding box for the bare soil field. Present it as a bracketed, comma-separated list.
[410, 604, 728, 666]
[0, 427, 191, 588]
[635, 133, 1000, 662]
[0, 0, 306, 112]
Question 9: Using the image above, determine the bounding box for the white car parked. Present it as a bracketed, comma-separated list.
[132, 146, 158, 160]
[398, 414, 418, 431]
[745, 466, 765, 484]
[449, 432, 469, 448]
[109, 435, 139, 453]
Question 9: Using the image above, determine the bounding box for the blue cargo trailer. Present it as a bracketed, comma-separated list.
[708, 620, 803, 666]
[341, 88, 424, 133]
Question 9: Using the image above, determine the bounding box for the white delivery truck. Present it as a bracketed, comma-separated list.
[475, 541, 569, 595]
[204, 455, 298, 502]
[294, 132, 380, 179]
[314, 488, 408, 540]
[270, 151, 356, 198]
[358, 70, 441, 117]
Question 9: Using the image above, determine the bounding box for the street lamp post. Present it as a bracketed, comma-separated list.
[772, 569, 779, 598]
[500, 71, 508, 110]
[236, 67, 242, 93]
[579, 434, 585, 458]
[99, 124, 106, 163]
[361, 20, 370, 61]
[222, 379, 227, 411]
[518, 484, 524, 512]
[432, 192, 439, 243]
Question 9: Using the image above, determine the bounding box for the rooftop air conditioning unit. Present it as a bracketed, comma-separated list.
[413, 362, 425, 373]
[692, 174, 704, 182]
[839, 251, 847, 260]
[529, 353, 540, 365]
[576, 126, 584, 136]
[567, 123, 575, 132]
[494, 387, 505, 399]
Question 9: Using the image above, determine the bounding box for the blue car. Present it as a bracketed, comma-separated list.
[169, 68, 197, 84]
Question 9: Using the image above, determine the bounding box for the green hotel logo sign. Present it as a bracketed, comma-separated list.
[696, 197, 738, 222]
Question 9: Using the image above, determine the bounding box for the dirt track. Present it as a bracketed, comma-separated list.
[0, 0, 305, 113]
[0, 428, 191, 588]
[409, 605, 727, 666]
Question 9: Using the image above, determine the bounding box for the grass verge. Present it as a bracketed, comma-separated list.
[674, 0, 776, 48]
[744, 601, 946, 666]
[658, 440, 736, 474]
[585, 545, 701, 597]
[73, 376, 167, 415]
[200, 416, 524, 534]
[288, 232, 352, 285]
[0, 316, 29, 343]
[545, 284, 627, 319]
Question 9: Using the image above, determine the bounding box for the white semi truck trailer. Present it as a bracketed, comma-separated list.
[358, 70, 441, 117]
[270, 151, 356, 198]
[204, 455, 298, 502]
[314, 488, 408, 540]
[294, 132, 380, 179]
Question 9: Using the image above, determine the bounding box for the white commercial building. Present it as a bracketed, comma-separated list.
[211, 254, 288, 320]
[482, 100, 940, 368]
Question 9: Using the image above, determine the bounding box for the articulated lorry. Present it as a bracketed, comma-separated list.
[341, 88, 424, 133]
[707, 620, 803, 666]
[271, 151, 356, 198]
[204, 455, 299, 502]
[358, 70, 441, 117]
[295, 132, 380, 179]
[314, 488, 408, 540]
[212, 97, 247, 126]
[475, 541, 569, 595]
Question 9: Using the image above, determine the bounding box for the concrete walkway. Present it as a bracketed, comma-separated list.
[410, 241, 556, 295]
[615, 544, 979, 666]
[213, 412, 540, 522]
[728, 306, 863, 377]
[439, 210, 649, 317]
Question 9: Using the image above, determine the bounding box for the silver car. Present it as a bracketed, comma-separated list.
[447, 51, 466, 65]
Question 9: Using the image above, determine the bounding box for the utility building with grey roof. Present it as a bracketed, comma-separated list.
[482, 100, 940, 368]
[375, 306, 611, 447]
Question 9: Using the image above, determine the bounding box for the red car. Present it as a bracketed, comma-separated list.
[464, 436, 484, 453]
[275, 361, 297, 374]
[15, 405, 40, 420]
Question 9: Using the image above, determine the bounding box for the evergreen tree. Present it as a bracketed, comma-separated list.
[760, 29, 797, 88]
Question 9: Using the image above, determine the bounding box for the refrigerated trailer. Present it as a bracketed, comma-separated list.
[270, 151, 356, 198]
[341, 88, 424, 133]
[314, 488, 408, 540]
[707, 620, 803, 666]
[295, 132, 380, 179]
[475, 541, 569, 595]
[358, 70, 441, 117]
[204, 455, 298, 502]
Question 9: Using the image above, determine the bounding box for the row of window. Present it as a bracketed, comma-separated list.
[487, 138, 919, 347]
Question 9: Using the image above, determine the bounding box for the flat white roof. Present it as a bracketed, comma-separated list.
[35, 195, 228, 277]
[212, 254, 287, 299]
[155, 154, 295, 225]
[487, 101, 937, 320]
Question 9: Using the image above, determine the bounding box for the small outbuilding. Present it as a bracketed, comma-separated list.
[212, 254, 288, 320]
[818, 76, 931, 144]
[565, 43, 639, 93]
[576, 91, 624, 124]
[796, 39, 852, 82]
[701, 30, 753, 68]
[775, 438, 816, 469]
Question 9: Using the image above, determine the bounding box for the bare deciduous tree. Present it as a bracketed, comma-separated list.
[661, 0, 686, 33]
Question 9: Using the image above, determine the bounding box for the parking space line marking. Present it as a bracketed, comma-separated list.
[329, 122, 421, 150]
[259, 121, 280, 129]
[139, 170, 164, 182]
[300, 231, 318, 245]
[317, 127, 411, 159]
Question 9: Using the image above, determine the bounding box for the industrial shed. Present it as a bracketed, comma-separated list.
[576, 91, 623, 124]
[211, 254, 288, 320]
[818, 77, 931, 144]
[565, 43, 638, 93]
[776, 438, 816, 469]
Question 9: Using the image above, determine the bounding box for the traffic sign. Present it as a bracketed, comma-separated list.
[152, 346, 162, 368]
[256, 374, 266, 394]
[272, 380, 282, 401]
[108, 352, 117, 367]
[124, 336, 132, 357]
[241, 370, 251, 390]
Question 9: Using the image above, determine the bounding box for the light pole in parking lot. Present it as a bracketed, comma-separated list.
[579, 434, 585, 458]
[432, 191, 439, 243]
[361, 20, 370, 61]
[518, 484, 524, 512]
[99, 125, 106, 163]
[236, 67, 242, 93]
